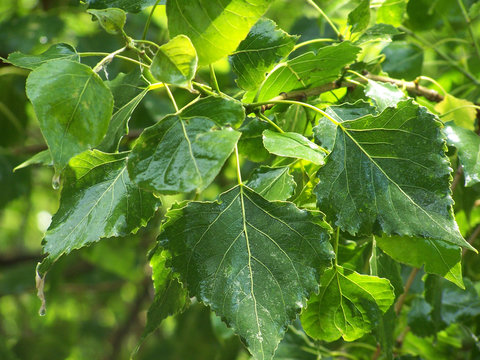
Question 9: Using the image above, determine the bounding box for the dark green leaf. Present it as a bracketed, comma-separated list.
[85, 0, 161, 13]
[229, 18, 297, 91]
[160, 185, 334, 360]
[151, 35, 198, 87]
[6, 43, 79, 70]
[314, 100, 472, 250]
[348, 0, 370, 34]
[26, 60, 114, 171]
[247, 166, 296, 201]
[381, 42, 424, 81]
[0, 74, 28, 147]
[357, 24, 401, 43]
[0, 154, 30, 209]
[263, 130, 326, 165]
[37, 150, 160, 275]
[238, 117, 274, 162]
[301, 265, 394, 342]
[127, 115, 241, 194]
[376, 235, 463, 288]
[444, 123, 480, 187]
[87, 8, 127, 35]
[167, 0, 271, 66]
[436, 278, 480, 325]
[276, 104, 308, 134]
[365, 80, 406, 111]
[408, 297, 437, 337]
[273, 323, 318, 360]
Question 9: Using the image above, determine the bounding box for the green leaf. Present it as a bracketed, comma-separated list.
[377, 0, 407, 26]
[376, 235, 463, 288]
[13, 150, 52, 172]
[247, 166, 296, 201]
[0, 74, 29, 147]
[6, 43, 79, 70]
[263, 130, 326, 165]
[444, 123, 480, 187]
[435, 95, 477, 131]
[151, 35, 198, 87]
[273, 323, 319, 360]
[357, 24, 401, 43]
[381, 42, 424, 81]
[469, 2, 480, 19]
[87, 8, 126, 35]
[26, 59, 114, 171]
[238, 117, 274, 162]
[301, 265, 394, 342]
[229, 18, 297, 91]
[160, 185, 334, 360]
[314, 100, 473, 250]
[408, 297, 437, 337]
[250, 42, 360, 102]
[276, 104, 308, 134]
[167, 0, 271, 66]
[143, 248, 189, 339]
[127, 115, 241, 194]
[439, 278, 480, 324]
[180, 95, 245, 128]
[365, 80, 406, 111]
[85, 0, 162, 13]
[348, 0, 370, 34]
[37, 150, 160, 275]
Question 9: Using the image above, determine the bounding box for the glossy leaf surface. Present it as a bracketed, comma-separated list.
[229, 18, 297, 91]
[315, 100, 471, 250]
[167, 0, 271, 66]
[6, 43, 79, 70]
[38, 150, 160, 274]
[85, 0, 161, 13]
[247, 166, 296, 201]
[26, 60, 113, 171]
[365, 80, 406, 111]
[87, 8, 126, 35]
[160, 186, 334, 360]
[301, 265, 394, 342]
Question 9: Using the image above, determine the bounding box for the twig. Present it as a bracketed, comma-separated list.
[394, 267, 420, 315]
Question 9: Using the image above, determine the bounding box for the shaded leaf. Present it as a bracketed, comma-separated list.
[357, 23, 401, 43]
[26, 60, 114, 171]
[151, 35, 198, 87]
[301, 265, 395, 342]
[160, 185, 334, 360]
[87, 8, 126, 35]
[167, 0, 271, 66]
[315, 100, 472, 250]
[381, 42, 423, 81]
[348, 0, 370, 34]
[263, 130, 326, 165]
[247, 166, 296, 201]
[238, 117, 274, 162]
[181, 96, 245, 128]
[85, 0, 161, 13]
[37, 150, 160, 275]
[229, 18, 297, 91]
[14, 150, 52, 172]
[6, 43, 79, 70]
[440, 278, 480, 324]
[128, 115, 241, 194]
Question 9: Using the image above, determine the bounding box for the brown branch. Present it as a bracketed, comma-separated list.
[394, 267, 420, 315]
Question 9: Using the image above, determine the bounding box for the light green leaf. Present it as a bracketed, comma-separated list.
[167, 0, 271, 66]
[301, 265, 394, 342]
[37, 150, 160, 275]
[348, 0, 370, 34]
[229, 18, 297, 91]
[87, 8, 126, 35]
[85, 0, 162, 13]
[357, 23, 401, 43]
[181, 95, 245, 128]
[435, 94, 477, 131]
[160, 186, 334, 360]
[127, 115, 241, 194]
[151, 35, 198, 87]
[470, 2, 480, 19]
[444, 123, 480, 187]
[250, 41, 360, 102]
[314, 100, 473, 250]
[376, 235, 463, 288]
[365, 80, 406, 111]
[13, 150, 52, 172]
[247, 166, 296, 201]
[26, 59, 114, 171]
[6, 43, 79, 70]
[263, 130, 326, 165]
[377, 0, 407, 26]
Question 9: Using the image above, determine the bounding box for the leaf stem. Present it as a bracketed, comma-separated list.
[209, 64, 221, 93]
[347, 69, 370, 82]
[192, 81, 216, 96]
[235, 145, 243, 186]
[456, 0, 480, 61]
[134, 39, 161, 49]
[394, 267, 419, 315]
[334, 227, 340, 266]
[164, 83, 179, 112]
[292, 38, 336, 51]
[92, 46, 127, 73]
[142, 0, 162, 40]
[79, 52, 148, 68]
[306, 0, 343, 41]
[257, 112, 285, 133]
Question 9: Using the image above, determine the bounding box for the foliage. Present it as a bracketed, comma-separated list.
[1, 0, 480, 359]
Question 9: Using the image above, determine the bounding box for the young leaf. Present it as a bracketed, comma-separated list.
[314, 100, 473, 250]
[26, 59, 114, 171]
[377, 0, 407, 26]
[251, 42, 360, 102]
[87, 8, 127, 35]
[229, 18, 297, 91]
[127, 115, 241, 194]
[85, 0, 162, 13]
[444, 123, 480, 187]
[167, 0, 271, 66]
[262, 130, 326, 165]
[247, 166, 296, 201]
[37, 150, 160, 275]
[150, 35, 198, 87]
[301, 265, 394, 342]
[364, 80, 406, 111]
[348, 0, 370, 34]
[160, 186, 334, 360]
[6, 43, 79, 70]
[376, 235, 463, 288]
[435, 95, 477, 131]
